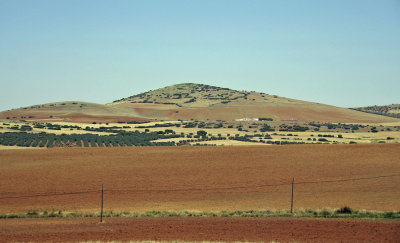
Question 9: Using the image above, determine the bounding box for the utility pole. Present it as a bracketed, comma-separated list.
[100, 184, 104, 223]
[291, 177, 294, 214]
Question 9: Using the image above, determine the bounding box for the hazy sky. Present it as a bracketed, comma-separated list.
[0, 0, 399, 111]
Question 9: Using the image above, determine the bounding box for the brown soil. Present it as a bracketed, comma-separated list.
[1, 217, 399, 243]
[168, 105, 396, 123]
[0, 101, 150, 123]
[0, 144, 399, 214]
[2, 98, 397, 123]
[0, 111, 149, 124]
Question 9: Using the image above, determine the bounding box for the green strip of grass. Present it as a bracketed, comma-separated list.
[1, 208, 400, 220]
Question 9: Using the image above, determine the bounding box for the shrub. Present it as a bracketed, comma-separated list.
[320, 209, 332, 217]
[260, 124, 274, 132]
[337, 206, 352, 214]
[258, 117, 273, 121]
[197, 130, 207, 137]
[26, 210, 39, 216]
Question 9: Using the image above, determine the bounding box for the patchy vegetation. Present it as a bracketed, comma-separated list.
[112, 83, 271, 107]
[1, 118, 399, 148]
[2, 208, 399, 220]
[352, 104, 400, 118]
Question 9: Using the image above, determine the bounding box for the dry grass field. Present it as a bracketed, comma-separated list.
[0, 144, 399, 214]
[2, 119, 400, 147]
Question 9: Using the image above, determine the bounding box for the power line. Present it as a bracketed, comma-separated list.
[295, 174, 400, 185]
[0, 190, 100, 200]
[0, 173, 399, 200]
[106, 174, 400, 193]
[105, 182, 291, 193]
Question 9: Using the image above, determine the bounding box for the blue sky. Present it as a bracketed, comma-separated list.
[0, 0, 399, 111]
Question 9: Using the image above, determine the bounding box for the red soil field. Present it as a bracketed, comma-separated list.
[0, 144, 399, 214]
[1, 217, 399, 243]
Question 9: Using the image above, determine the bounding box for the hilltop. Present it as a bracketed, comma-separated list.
[111, 83, 266, 107]
[0, 83, 398, 123]
[108, 83, 397, 123]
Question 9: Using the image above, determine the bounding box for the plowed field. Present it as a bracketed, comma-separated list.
[1, 217, 400, 243]
[1, 144, 400, 242]
[1, 144, 399, 214]
[0, 144, 400, 213]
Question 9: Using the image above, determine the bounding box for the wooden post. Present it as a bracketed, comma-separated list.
[291, 177, 294, 214]
[100, 184, 104, 223]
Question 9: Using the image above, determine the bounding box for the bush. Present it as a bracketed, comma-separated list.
[337, 206, 352, 214]
[260, 124, 274, 132]
[197, 130, 207, 137]
[26, 210, 39, 216]
[258, 117, 273, 121]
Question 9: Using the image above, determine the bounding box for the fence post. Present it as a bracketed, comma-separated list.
[100, 184, 104, 223]
[291, 177, 294, 214]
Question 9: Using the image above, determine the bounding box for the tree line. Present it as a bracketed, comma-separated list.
[0, 131, 181, 148]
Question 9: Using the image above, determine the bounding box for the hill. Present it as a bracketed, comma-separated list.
[108, 83, 397, 123]
[112, 83, 257, 107]
[352, 104, 400, 118]
[0, 83, 398, 123]
[0, 101, 149, 124]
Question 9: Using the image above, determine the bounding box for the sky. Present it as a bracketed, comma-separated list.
[0, 0, 399, 111]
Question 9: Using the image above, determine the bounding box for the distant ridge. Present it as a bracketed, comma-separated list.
[352, 104, 400, 118]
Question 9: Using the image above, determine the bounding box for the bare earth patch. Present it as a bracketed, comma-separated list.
[1, 217, 399, 242]
[1, 144, 400, 242]
[0, 144, 399, 214]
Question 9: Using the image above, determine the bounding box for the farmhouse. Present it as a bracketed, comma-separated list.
[235, 118, 259, 122]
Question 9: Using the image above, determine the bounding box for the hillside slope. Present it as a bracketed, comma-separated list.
[1, 83, 398, 123]
[109, 83, 398, 123]
[0, 101, 148, 123]
[352, 104, 400, 118]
